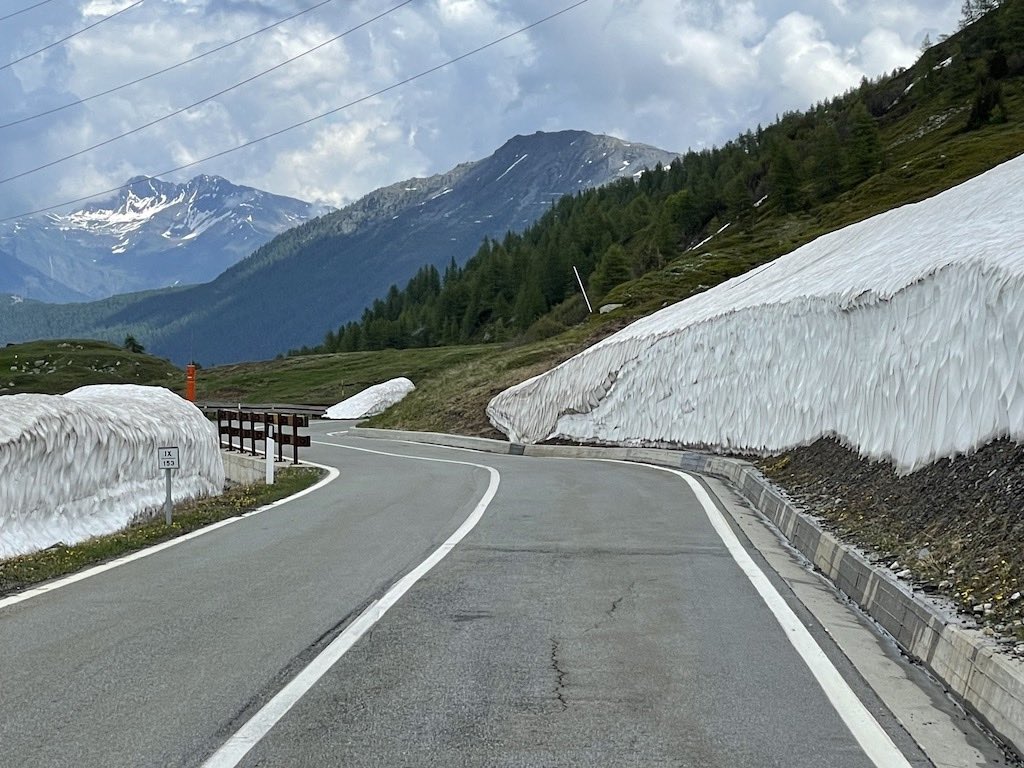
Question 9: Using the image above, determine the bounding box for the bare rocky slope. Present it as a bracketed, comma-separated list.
[759, 439, 1024, 646]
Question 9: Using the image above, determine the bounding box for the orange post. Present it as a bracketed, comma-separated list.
[185, 364, 196, 402]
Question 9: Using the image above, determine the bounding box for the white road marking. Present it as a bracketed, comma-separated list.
[308, 435, 916, 765]
[600, 460, 913, 768]
[202, 440, 501, 768]
[0, 461, 339, 613]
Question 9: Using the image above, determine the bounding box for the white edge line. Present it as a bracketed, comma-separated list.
[201, 441, 501, 768]
[0, 460, 340, 612]
[596, 459, 912, 768]
[314, 441, 906, 765]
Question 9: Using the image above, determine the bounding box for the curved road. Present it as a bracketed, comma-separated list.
[0, 423, 1009, 767]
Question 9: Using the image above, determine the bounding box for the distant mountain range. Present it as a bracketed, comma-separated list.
[0, 175, 331, 302]
[0, 130, 678, 364]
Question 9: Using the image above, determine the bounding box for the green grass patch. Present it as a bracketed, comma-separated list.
[195, 345, 495, 404]
[0, 466, 324, 597]
[364, 317, 633, 436]
[0, 339, 181, 396]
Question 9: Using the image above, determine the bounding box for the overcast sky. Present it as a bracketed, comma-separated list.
[0, 0, 961, 219]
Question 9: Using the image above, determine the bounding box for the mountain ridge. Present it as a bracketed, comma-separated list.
[0, 175, 331, 302]
[0, 130, 679, 364]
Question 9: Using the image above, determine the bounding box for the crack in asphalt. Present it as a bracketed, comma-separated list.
[550, 637, 568, 712]
[582, 581, 637, 635]
[606, 581, 635, 619]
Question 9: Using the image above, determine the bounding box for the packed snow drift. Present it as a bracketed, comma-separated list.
[326, 377, 416, 419]
[487, 154, 1024, 473]
[0, 385, 224, 559]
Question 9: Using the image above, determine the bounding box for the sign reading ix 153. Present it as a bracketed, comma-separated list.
[158, 447, 180, 470]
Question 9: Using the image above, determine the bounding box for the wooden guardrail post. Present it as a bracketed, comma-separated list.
[211, 407, 310, 464]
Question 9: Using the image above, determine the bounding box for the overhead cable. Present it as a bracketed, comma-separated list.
[0, 0, 591, 222]
[1, 0, 146, 71]
[0, 0, 336, 131]
[0, 0, 415, 183]
[0, 0, 58, 22]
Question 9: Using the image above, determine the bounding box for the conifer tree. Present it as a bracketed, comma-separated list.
[812, 123, 844, 198]
[768, 142, 802, 212]
[847, 101, 882, 183]
[589, 244, 632, 301]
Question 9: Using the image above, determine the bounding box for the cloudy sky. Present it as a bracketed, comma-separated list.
[0, 0, 960, 219]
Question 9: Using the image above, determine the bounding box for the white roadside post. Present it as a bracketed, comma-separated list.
[158, 446, 180, 524]
[265, 422, 275, 485]
[572, 265, 594, 313]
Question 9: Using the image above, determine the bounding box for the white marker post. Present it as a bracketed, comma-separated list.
[158, 446, 180, 524]
[572, 265, 594, 313]
[265, 423, 275, 485]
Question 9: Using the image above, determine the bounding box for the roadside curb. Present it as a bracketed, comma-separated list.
[351, 426, 1024, 759]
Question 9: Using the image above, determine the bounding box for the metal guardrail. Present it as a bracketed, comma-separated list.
[212, 409, 311, 464]
[197, 401, 326, 419]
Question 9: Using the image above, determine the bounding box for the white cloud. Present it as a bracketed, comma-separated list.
[665, 27, 757, 90]
[265, 117, 419, 207]
[756, 12, 864, 103]
[0, 0, 964, 219]
[857, 27, 921, 75]
[81, 0, 139, 17]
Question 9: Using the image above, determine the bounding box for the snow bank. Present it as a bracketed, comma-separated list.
[487, 154, 1024, 473]
[326, 377, 416, 419]
[0, 385, 224, 559]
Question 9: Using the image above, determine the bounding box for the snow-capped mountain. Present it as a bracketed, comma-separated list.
[0, 175, 332, 301]
[0, 130, 678, 364]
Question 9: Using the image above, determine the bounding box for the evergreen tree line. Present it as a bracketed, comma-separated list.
[293, 0, 1023, 357]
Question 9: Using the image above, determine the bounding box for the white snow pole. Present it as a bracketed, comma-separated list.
[164, 469, 173, 525]
[265, 423, 275, 485]
[573, 265, 594, 313]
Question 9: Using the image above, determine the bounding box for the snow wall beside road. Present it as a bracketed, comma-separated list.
[326, 377, 415, 419]
[0, 385, 224, 558]
[487, 154, 1024, 474]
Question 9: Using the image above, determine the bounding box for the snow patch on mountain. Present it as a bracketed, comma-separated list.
[56, 188, 184, 235]
[496, 154, 529, 181]
[0, 175, 330, 301]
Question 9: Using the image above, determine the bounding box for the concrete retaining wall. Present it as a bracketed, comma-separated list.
[221, 451, 290, 486]
[352, 426, 1024, 758]
[696, 455, 1024, 758]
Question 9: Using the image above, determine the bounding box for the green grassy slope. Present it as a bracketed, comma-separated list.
[0, 340, 181, 396]
[194, 345, 495, 405]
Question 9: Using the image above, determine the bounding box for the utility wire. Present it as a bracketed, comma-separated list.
[0, 0, 415, 183]
[1, 0, 146, 71]
[0, 0, 591, 222]
[0, 0, 336, 130]
[0, 0, 58, 22]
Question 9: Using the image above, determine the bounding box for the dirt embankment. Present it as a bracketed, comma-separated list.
[759, 438, 1024, 646]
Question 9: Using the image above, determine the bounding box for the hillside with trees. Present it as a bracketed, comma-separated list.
[300, 0, 1024, 358]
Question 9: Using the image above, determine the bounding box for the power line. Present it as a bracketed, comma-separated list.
[0, 0, 591, 223]
[0, 0, 336, 131]
[0, 0, 58, 22]
[0, 0, 415, 184]
[1, 0, 146, 71]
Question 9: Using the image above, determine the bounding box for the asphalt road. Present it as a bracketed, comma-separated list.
[0, 424, 1006, 767]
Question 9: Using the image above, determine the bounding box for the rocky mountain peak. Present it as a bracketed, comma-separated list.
[0, 175, 325, 302]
